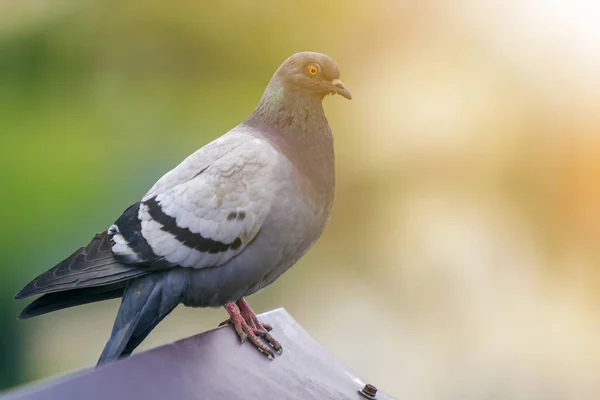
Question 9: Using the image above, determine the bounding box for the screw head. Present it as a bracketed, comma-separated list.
[358, 383, 378, 399]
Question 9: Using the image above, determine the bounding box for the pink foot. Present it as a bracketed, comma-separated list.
[236, 298, 273, 332]
[220, 300, 282, 358]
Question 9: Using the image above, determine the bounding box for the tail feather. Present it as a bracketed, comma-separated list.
[97, 270, 186, 366]
[15, 231, 148, 300]
[17, 284, 126, 319]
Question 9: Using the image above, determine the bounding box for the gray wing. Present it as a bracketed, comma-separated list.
[110, 128, 281, 269]
[16, 127, 280, 302]
[15, 231, 145, 300]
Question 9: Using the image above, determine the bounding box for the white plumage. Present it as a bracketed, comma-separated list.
[110, 129, 281, 269]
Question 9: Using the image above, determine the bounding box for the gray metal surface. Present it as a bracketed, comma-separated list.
[3, 308, 395, 400]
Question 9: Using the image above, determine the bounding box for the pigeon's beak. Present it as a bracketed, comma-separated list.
[331, 79, 352, 100]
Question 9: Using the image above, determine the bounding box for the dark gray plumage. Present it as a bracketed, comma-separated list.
[15, 52, 351, 363]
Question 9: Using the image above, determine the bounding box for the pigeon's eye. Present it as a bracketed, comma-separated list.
[307, 65, 319, 76]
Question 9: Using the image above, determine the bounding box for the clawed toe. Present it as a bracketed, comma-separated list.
[223, 301, 283, 357]
[254, 329, 282, 354]
[261, 322, 273, 332]
[247, 330, 275, 358]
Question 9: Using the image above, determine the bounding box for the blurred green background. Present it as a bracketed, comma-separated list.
[2, 0, 600, 398]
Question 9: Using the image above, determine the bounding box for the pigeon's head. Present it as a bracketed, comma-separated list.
[273, 52, 352, 100]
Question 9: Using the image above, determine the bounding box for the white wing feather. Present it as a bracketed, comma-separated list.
[138, 129, 281, 269]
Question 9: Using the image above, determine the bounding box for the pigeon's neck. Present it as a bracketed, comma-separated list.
[247, 83, 327, 130]
[245, 83, 335, 205]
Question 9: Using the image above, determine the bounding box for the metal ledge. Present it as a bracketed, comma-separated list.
[3, 308, 394, 400]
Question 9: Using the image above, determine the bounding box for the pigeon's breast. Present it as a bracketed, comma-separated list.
[180, 156, 333, 307]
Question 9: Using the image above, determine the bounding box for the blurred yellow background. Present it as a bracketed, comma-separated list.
[2, 0, 600, 398]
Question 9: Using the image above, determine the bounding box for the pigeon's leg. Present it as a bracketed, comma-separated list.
[222, 303, 281, 358]
[235, 298, 282, 354]
[235, 298, 272, 331]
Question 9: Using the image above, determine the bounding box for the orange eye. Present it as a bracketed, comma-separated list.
[307, 65, 318, 75]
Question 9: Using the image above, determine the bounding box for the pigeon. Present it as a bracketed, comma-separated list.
[15, 51, 351, 364]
